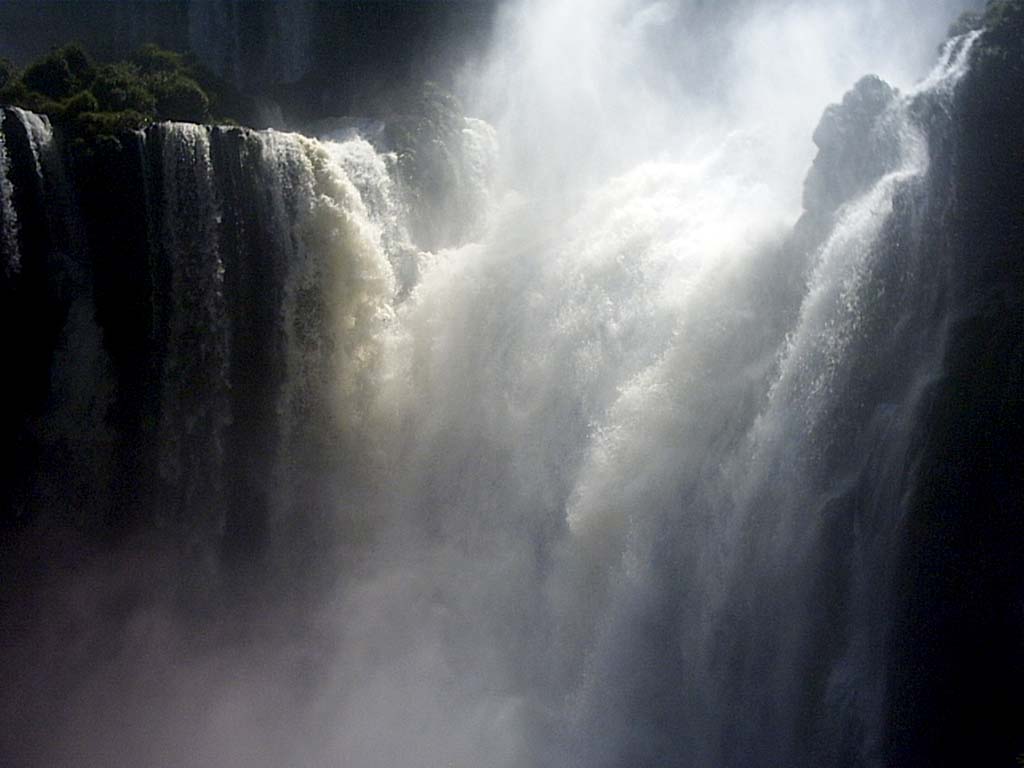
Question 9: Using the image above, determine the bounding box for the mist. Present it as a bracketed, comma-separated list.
[0, 0, 1011, 767]
[469, 0, 979, 197]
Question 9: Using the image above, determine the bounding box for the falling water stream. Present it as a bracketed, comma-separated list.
[0, 4, 998, 767]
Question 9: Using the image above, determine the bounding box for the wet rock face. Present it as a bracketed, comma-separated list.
[883, 15, 1024, 767]
[0, 108, 72, 530]
[780, 19, 1024, 761]
[803, 75, 899, 218]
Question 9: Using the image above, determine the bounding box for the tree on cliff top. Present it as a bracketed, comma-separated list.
[0, 42, 236, 142]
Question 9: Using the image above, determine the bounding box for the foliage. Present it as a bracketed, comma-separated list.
[148, 72, 209, 123]
[21, 44, 94, 100]
[0, 79, 62, 117]
[0, 57, 14, 92]
[0, 41, 238, 145]
[62, 89, 100, 118]
[92, 63, 156, 115]
[75, 109, 152, 136]
[130, 43, 186, 76]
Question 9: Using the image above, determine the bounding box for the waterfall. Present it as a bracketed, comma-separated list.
[271, 0, 315, 84]
[187, 0, 314, 88]
[104, 122, 400, 553]
[10, 107, 55, 172]
[295, 26, 986, 768]
[1, 4, 1019, 767]
[187, 0, 245, 87]
[0, 110, 20, 275]
[755, 31, 982, 456]
[0, 108, 56, 275]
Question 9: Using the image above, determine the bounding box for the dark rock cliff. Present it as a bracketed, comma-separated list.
[0, 4, 1021, 765]
[884, 4, 1024, 765]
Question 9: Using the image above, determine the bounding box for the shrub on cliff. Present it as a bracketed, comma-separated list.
[0, 79, 63, 118]
[61, 89, 100, 118]
[75, 109, 152, 137]
[130, 43, 187, 76]
[21, 44, 94, 101]
[91, 63, 156, 116]
[149, 72, 210, 123]
[0, 58, 14, 92]
[0, 42, 231, 143]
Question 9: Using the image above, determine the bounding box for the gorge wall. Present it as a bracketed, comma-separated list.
[0, 3, 1021, 767]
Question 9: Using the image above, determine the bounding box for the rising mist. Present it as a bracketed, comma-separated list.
[3, 1, 1022, 767]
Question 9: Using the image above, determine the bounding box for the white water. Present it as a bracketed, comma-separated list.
[0, 3, 987, 766]
[135, 124, 399, 543]
[187, 0, 245, 87]
[754, 30, 981, 451]
[270, 24, 981, 768]
[12, 106, 53, 175]
[187, 0, 314, 87]
[0, 108, 54, 276]
[128, 20, 980, 768]
[0, 110, 20, 275]
[148, 124, 230, 535]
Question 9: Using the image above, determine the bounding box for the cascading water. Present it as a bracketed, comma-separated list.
[0, 110, 20, 275]
[150, 124, 232, 536]
[2, 2, 1021, 767]
[128, 123, 399, 551]
[342, 29, 984, 768]
[0, 107, 56, 275]
[187, 0, 314, 88]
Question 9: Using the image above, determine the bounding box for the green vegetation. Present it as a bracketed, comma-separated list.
[0, 42, 244, 144]
[91, 62, 156, 115]
[22, 43, 94, 100]
[0, 57, 14, 92]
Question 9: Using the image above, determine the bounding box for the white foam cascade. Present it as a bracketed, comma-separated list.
[337, 90, 798, 768]
[12, 107, 55, 176]
[757, 31, 982, 447]
[136, 123, 397, 538]
[721, 29, 982, 762]
[187, 0, 313, 87]
[149, 123, 231, 531]
[9, 20, 968, 768]
[187, 0, 245, 87]
[0, 110, 19, 275]
[0, 108, 55, 276]
[0, 9, 990, 767]
[325, 27, 984, 768]
[274, 131, 397, 479]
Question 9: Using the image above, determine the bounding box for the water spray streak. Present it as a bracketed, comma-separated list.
[0, 111, 20, 275]
[0, 4, 1008, 767]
